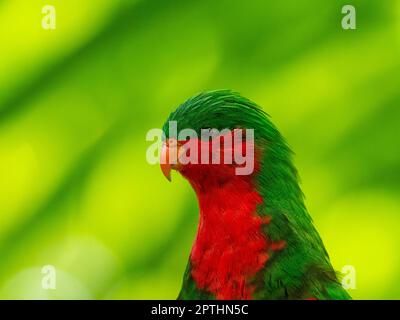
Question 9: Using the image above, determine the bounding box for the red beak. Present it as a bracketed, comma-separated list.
[160, 142, 172, 181]
[160, 139, 182, 181]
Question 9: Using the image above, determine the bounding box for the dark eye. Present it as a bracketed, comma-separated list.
[177, 139, 190, 146]
[234, 128, 247, 141]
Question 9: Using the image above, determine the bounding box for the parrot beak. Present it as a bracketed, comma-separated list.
[160, 142, 172, 181]
[160, 162, 172, 182]
[160, 163, 172, 181]
[160, 140, 183, 181]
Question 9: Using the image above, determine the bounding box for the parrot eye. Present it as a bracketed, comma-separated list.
[234, 128, 247, 140]
[166, 138, 175, 146]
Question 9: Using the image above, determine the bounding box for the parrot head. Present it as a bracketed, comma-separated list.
[159, 90, 291, 193]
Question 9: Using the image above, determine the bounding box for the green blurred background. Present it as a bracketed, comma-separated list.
[0, 0, 399, 299]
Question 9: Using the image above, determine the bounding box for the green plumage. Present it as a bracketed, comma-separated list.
[163, 90, 351, 300]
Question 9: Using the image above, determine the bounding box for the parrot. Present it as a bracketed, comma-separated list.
[159, 90, 351, 300]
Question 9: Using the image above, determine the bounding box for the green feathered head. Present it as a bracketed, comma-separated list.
[161, 89, 304, 211]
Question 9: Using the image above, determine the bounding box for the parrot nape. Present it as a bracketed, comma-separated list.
[160, 90, 351, 300]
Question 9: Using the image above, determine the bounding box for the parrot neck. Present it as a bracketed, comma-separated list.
[187, 170, 271, 300]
